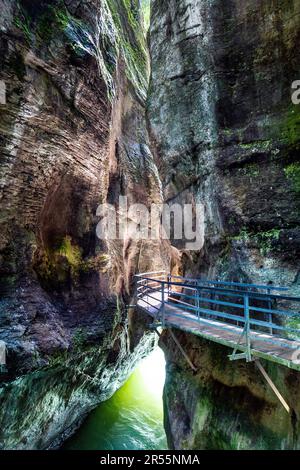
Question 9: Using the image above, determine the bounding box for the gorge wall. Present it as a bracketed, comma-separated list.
[148, 0, 300, 450]
[0, 0, 166, 449]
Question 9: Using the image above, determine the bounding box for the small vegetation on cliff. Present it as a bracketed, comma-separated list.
[284, 163, 300, 193]
[14, 1, 83, 50]
[58, 236, 82, 274]
[34, 235, 110, 292]
[14, 3, 32, 44]
[141, 0, 151, 31]
[72, 328, 88, 351]
[106, 0, 149, 100]
[281, 106, 300, 149]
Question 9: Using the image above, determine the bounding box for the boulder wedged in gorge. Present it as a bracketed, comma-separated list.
[160, 329, 300, 450]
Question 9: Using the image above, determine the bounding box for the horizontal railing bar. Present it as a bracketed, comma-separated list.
[249, 318, 286, 331]
[172, 287, 274, 304]
[137, 281, 163, 288]
[137, 287, 161, 294]
[135, 271, 167, 277]
[166, 283, 198, 292]
[248, 333, 300, 350]
[163, 310, 300, 351]
[139, 277, 300, 303]
[167, 300, 300, 333]
[138, 284, 164, 294]
[168, 294, 243, 316]
[164, 309, 253, 337]
[169, 290, 244, 310]
[137, 287, 162, 296]
[137, 290, 159, 298]
[137, 285, 148, 292]
[142, 292, 163, 303]
[168, 296, 199, 309]
[168, 301, 246, 323]
[168, 300, 199, 313]
[249, 305, 300, 317]
[170, 282, 268, 301]
[134, 270, 289, 291]
[170, 274, 288, 292]
[139, 293, 300, 335]
[136, 276, 166, 285]
[169, 290, 300, 317]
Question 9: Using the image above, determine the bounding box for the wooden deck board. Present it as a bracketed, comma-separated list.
[137, 296, 300, 372]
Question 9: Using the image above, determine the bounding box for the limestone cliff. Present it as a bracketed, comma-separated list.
[148, 0, 300, 449]
[0, 0, 163, 449]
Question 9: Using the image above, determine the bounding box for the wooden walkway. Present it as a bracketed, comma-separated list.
[135, 273, 300, 372]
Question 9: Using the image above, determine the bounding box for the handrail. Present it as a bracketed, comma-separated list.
[135, 272, 300, 356]
[169, 274, 288, 292]
[168, 289, 300, 316]
[135, 270, 167, 277]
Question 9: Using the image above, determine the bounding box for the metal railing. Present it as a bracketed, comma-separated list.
[135, 272, 300, 360]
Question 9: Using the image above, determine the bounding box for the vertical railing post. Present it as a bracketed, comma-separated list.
[244, 293, 251, 361]
[161, 281, 165, 326]
[267, 288, 273, 335]
[196, 281, 201, 322]
[133, 276, 137, 304]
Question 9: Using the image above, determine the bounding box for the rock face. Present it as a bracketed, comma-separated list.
[0, 0, 164, 449]
[148, 0, 300, 449]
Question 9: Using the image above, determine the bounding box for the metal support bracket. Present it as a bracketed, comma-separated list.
[149, 322, 162, 329]
[228, 352, 249, 361]
[155, 328, 197, 372]
[228, 325, 253, 362]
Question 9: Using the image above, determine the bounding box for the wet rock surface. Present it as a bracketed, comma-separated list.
[148, 0, 300, 287]
[0, 0, 164, 449]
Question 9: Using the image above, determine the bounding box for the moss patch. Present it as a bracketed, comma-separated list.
[285, 316, 300, 340]
[141, 0, 151, 31]
[233, 228, 281, 255]
[14, 0, 149, 101]
[106, 0, 149, 99]
[14, 3, 32, 45]
[57, 236, 82, 272]
[281, 106, 300, 150]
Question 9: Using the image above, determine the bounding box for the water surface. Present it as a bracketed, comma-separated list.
[64, 348, 167, 450]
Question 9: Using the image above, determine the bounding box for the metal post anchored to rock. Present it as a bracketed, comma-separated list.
[155, 328, 197, 373]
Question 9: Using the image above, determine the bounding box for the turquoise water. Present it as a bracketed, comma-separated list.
[64, 348, 167, 450]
